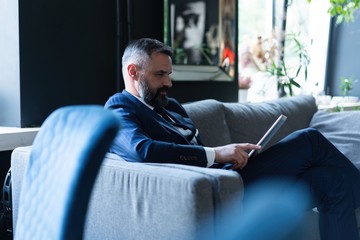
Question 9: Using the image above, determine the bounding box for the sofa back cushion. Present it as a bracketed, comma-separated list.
[183, 99, 232, 147]
[224, 95, 317, 150]
[183, 96, 317, 151]
[310, 110, 360, 170]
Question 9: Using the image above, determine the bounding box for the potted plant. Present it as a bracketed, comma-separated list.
[331, 77, 359, 109]
[340, 77, 359, 102]
[266, 32, 310, 97]
[340, 77, 353, 96]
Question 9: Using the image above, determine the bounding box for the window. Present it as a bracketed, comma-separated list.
[238, 0, 331, 102]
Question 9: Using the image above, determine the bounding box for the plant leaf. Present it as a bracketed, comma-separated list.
[291, 79, 301, 88]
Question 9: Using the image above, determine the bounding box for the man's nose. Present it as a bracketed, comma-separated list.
[164, 76, 172, 88]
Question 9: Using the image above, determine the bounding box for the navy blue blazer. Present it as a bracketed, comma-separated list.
[105, 90, 208, 167]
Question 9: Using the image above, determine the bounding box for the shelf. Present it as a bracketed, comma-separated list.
[318, 102, 360, 112]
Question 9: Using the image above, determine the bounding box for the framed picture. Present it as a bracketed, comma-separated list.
[165, 0, 237, 81]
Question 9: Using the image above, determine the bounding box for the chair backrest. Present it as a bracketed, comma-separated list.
[14, 105, 119, 240]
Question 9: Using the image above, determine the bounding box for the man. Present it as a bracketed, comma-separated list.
[105, 38, 360, 240]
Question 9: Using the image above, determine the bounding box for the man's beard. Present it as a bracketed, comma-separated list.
[139, 78, 169, 108]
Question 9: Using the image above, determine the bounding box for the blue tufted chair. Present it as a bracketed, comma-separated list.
[14, 105, 119, 240]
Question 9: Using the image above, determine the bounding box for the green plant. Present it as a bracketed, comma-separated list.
[307, 0, 360, 24]
[267, 61, 302, 97]
[266, 32, 310, 97]
[340, 77, 354, 96]
[334, 105, 344, 112]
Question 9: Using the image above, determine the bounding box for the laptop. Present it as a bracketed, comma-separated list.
[248, 114, 287, 157]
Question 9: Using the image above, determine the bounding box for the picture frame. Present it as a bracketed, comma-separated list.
[164, 0, 237, 81]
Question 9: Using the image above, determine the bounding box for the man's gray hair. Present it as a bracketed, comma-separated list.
[122, 38, 173, 75]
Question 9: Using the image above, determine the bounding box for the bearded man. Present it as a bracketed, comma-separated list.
[105, 38, 360, 240]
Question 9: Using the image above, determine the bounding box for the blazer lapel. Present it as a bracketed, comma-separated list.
[164, 109, 199, 143]
[122, 91, 197, 144]
[165, 110, 196, 131]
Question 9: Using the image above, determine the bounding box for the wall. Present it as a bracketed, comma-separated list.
[326, 17, 360, 97]
[1, 0, 118, 127]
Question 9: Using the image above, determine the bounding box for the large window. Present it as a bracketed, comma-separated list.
[238, 0, 330, 102]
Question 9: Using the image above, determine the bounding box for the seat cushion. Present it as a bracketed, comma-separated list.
[310, 110, 360, 169]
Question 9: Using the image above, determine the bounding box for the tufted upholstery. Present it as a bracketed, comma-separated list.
[14, 106, 119, 240]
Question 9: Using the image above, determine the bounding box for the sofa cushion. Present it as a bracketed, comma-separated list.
[223, 95, 317, 150]
[84, 153, 243, 240]
[183, 99, 232, 147]
[224, 101, 281, 147]
[271, 95, 318, 133]
[310, 110, 360, 170]
[12, 148, 243, 240]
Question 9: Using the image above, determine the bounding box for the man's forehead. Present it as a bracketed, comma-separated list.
[148, 53, 172, 70]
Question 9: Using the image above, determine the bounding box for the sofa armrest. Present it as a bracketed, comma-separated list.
[11, 147, 243, 240]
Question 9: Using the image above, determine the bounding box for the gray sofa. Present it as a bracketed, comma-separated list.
[10, 95, 360, 239]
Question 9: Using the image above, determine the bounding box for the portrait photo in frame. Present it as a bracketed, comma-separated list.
[165, 0, 237, 81]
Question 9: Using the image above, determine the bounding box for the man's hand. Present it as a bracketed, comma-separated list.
[213, 143, 261, 170]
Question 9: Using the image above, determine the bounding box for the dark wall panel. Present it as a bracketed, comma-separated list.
[169, 81, 238, 103]
[128, 0, 164, 41]
[18, 0, 118, 127]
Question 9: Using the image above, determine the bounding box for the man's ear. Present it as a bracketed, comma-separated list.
[127, 64, 138, 80]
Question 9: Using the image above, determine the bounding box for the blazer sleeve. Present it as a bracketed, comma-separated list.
[108, 98, 209, 167]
